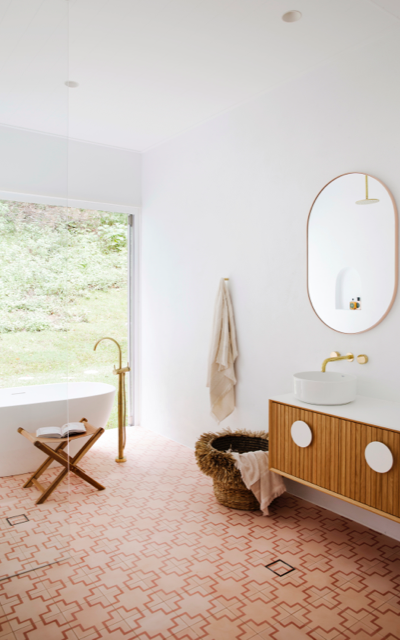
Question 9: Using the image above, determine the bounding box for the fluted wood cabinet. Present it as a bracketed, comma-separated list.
[269, 398, 400, 523]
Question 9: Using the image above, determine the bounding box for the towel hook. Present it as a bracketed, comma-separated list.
[224, 278, 229, 281]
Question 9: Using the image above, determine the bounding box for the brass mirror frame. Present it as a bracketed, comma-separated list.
[307, 172, 399, 334]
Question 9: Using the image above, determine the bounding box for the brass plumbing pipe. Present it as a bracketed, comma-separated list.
[94, 337, 130, 463]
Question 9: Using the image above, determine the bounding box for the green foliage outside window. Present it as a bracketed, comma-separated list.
[0, 202, 127, 333]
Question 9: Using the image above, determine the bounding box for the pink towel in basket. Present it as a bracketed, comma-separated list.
[230, 450, 286, 516]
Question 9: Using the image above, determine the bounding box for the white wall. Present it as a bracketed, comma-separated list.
[0, 125, 141, 207]
[68, 138, 141, 207]
[141, 32, 400, 539]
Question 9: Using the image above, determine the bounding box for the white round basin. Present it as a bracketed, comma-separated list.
[293, 371, 357, 405]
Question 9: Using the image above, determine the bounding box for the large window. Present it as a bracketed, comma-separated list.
[0, 200, 129, 429]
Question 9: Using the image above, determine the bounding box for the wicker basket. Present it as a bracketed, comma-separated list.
[195, 429, 269, 511]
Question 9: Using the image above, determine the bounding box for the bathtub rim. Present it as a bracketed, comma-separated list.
[0, 381, 116, 409]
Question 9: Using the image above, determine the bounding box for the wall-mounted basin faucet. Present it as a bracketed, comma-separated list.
[321, 351, 354, 373]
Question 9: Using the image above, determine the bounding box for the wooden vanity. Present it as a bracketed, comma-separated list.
[269, 394, 400, 523]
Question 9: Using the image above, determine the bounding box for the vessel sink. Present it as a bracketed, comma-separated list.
[293, 371, 357, 405]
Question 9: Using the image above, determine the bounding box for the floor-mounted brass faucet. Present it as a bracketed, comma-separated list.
[94, 337, 130, 463]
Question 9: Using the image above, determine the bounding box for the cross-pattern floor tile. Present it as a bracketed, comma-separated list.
[1, 427, 399, 639]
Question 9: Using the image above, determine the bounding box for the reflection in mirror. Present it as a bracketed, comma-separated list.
[308, 173, 398, 333]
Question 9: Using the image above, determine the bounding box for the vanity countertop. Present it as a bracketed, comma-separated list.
[270, 393, 400, 433]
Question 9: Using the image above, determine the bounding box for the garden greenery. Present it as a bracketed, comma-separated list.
[0, 201, 128, 333]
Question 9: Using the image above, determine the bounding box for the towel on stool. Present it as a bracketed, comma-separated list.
[230, 450, 286, 515]
[207, 279, 238, 422]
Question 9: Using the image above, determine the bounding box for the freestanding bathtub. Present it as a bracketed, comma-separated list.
[0, 382, 116, 477]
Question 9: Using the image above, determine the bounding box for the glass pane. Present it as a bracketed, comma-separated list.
[0, 202, 71, 578]
[0, 0, 70, 578]
[66, 209, 129, 432]
[0, 206, 129, 579]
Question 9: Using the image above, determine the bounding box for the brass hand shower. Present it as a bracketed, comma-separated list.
[94, 337, 130, 463]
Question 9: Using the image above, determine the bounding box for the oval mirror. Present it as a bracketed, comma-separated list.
[308, 173, 398, 333]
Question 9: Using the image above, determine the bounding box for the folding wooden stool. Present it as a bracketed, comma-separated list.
[18, 419, 105, 504]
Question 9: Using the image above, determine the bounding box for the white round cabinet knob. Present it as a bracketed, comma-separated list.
[291, 421, 312, 448]
[365, 442, 393, 473]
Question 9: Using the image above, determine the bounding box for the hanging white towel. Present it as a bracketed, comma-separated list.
[230, 450, 286, 516]
[207, 279, 238, 422]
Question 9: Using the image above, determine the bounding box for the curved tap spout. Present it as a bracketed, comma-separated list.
[94, 337, 122, 370]
[321, 351, 354, 373]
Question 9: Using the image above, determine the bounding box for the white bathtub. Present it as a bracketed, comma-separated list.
[0, 382, 116, 477]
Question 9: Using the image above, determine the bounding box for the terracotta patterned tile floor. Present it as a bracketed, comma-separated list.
[0, 479, 70, 579]
[0, 427, 399, 639]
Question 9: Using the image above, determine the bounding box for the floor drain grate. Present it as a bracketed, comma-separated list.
[6, 514, 29, 527]
[265, 559, 295, 576]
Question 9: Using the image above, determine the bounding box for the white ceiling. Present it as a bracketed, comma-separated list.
[0, 0, 398, 152]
